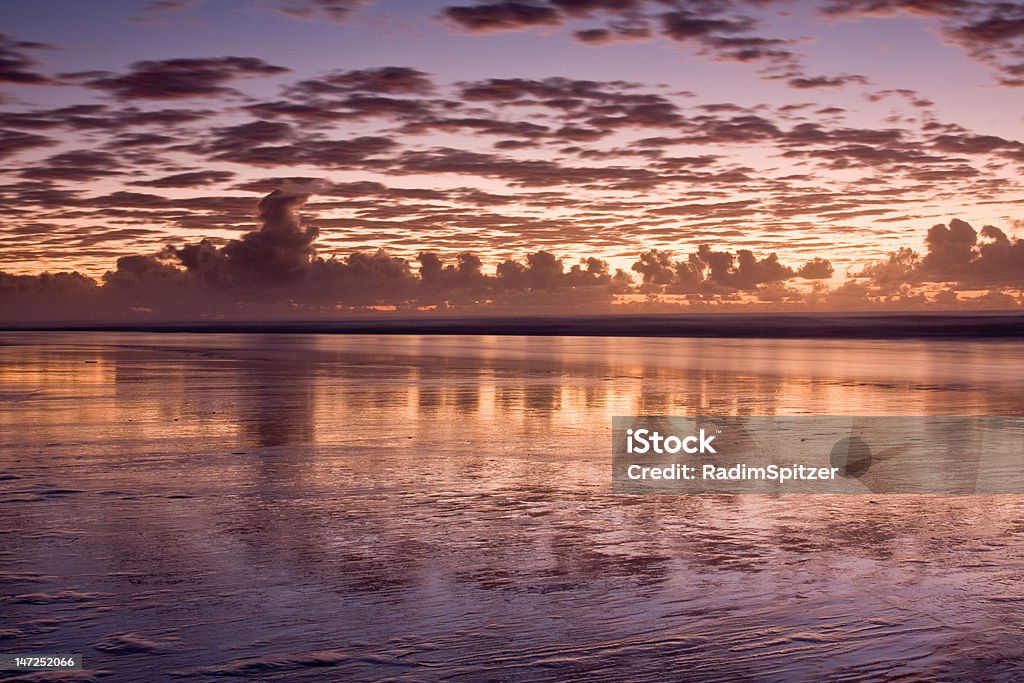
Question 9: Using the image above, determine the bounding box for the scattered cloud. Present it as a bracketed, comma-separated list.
[21, 150, 124, 182]
[439, 1, 867, 89]
[438, 0, 1024, 89]
[0, 33, 57, 85]
[145, 0, 199, 11]
[823, 0, 1024, 87]
[275, 0, 372, 22]
[286, 66, 435, 97]
[440, 2, 562, 33]
[785, 73, 869, 89]
[0, 128, 57, 160]
[1, 6, 1022, 317]
[65, 57, 289, 100]
[133, 170, 237, 188]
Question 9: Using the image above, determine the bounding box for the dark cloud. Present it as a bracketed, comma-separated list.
[440, 0, 770, 50]
[930, 132, 1024, 165]
[0, 271, 99, 320]
[821, 0, 968, 13]
[247, 68, 437, 125]
[438, 0, 1024, 92]
[245, 96, 436, 125]
[116, 107, 214, 127]
[243, 100, 352, 122]
[495, 251, 630, 290]
[705, 246, 796, 290]
[172, 189, 319, 287]
[574, 26, 652, 44]
[133, 170, 236, 188]
[109, 132, 178, 148]
[702, 35, 798, 63]
[0, 33, 56, 85]
[550, 0, 647, 15]
[0, 128, 57, 160]
[771, 122, 981, 172]
[785, 73, 869, 89]
[459, 76, 646, 107]
[438, 1, 874, 89]
[186, 117, 398, 168]
[276, 0, 371, 22]
[399, 116, 550, 138]
[853, 218, 1024, 290]
[440, 2, 562, 32]
[234, 178, 450, 201]
[144, 1, 197, 11]
[0, 104, 210, 132]
[20, 150, 123, 182]
[866, 88, 934, 108]
[630, 244, 799, 294]
[919, 218, 1024, 286]
[0, 181, 84, 225]
[823, 0, 1024, 87]
[648, 199, 757, 218]
[659, 10, 754, 40]
[212, 120, 295, 147]
[66, 57, 289, 100]
[287, 67, 434, 96]
[214, 135, 397, 168]
[417, 251, 487, 295]
[389, 147, 664, 188]
[126, 1, 199, 25]
[678, 113, 781, 144]
[796, 257, 834, 279]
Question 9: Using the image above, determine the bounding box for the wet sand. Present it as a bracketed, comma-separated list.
[2, 332, 1024, 681]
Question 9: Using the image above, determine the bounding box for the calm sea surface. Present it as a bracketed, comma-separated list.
[2, 332, 1024, 681]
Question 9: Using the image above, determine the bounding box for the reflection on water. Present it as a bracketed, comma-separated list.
[1, 332, 1024, 681]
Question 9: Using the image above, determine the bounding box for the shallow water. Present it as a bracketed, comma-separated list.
[1, 332, 1024, 681]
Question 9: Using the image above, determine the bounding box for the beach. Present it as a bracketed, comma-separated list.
[2, 331, 1024, 681]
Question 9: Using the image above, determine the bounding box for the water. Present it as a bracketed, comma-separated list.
[1, 332, 1023, 681]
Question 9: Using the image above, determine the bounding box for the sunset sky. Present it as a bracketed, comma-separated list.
[1, 0, 1023, 318]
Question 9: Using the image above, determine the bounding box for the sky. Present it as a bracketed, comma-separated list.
[1, 0, 1023, 319]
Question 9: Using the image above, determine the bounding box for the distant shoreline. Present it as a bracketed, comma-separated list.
[3, 313, 1024, 339]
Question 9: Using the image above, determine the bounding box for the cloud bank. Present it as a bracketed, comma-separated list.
[439, 0, 1024, 88]
[1, 191, 1020, 323]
